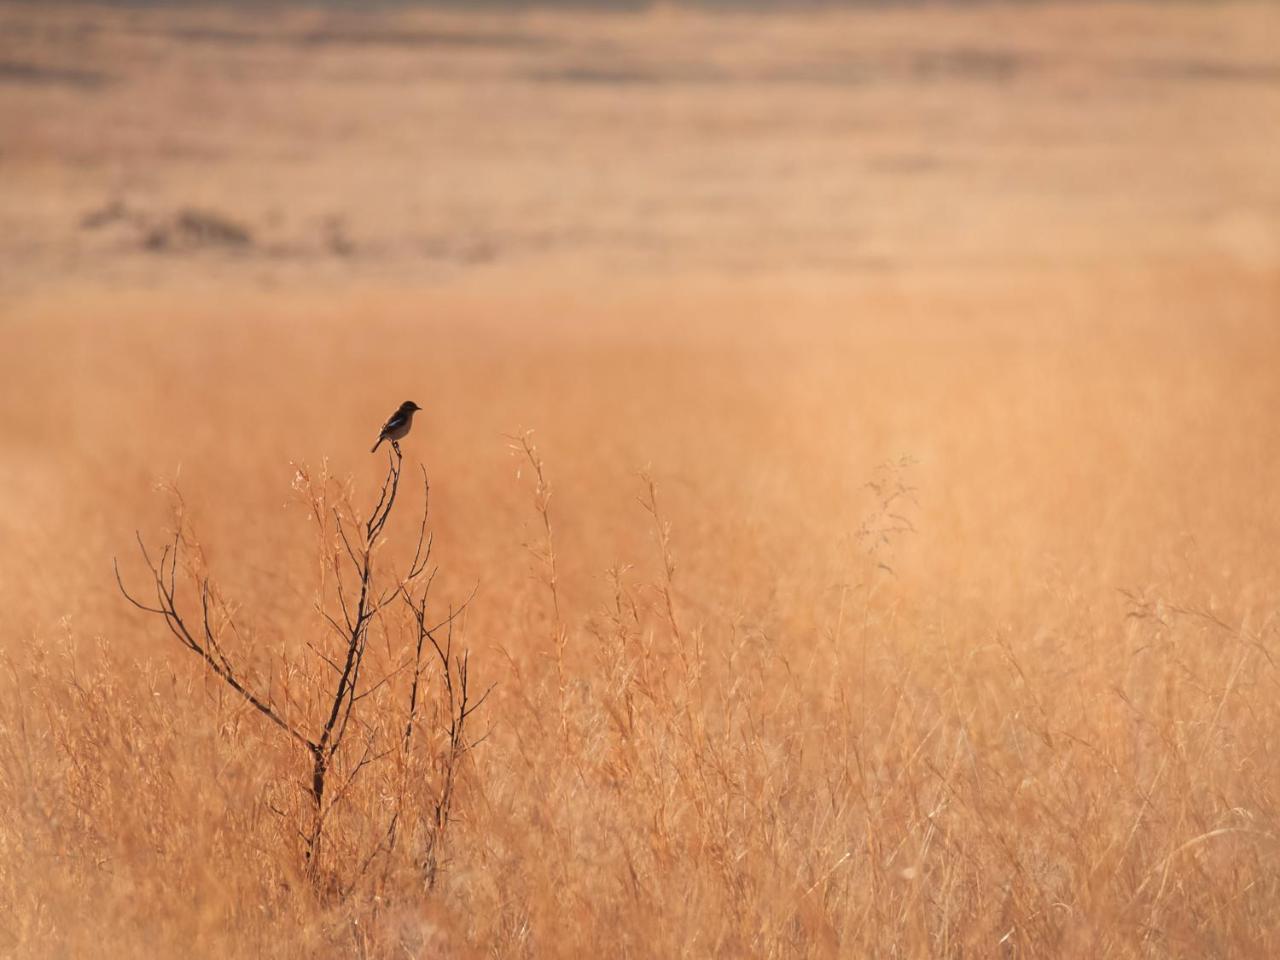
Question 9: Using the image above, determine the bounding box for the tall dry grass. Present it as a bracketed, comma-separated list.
[2, 270, 1279, 957]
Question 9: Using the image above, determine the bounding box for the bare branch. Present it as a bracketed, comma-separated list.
[116, 536, 316, 756]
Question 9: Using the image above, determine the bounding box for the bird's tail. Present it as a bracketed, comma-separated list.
[371, 435, 384, 454]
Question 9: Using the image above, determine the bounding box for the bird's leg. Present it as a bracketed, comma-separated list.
[392, 439, 402, 456]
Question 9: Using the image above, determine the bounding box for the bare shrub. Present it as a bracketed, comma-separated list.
[114, 449, 489, 897]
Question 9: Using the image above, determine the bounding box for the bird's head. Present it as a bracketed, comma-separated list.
[400, 401, 422, 414]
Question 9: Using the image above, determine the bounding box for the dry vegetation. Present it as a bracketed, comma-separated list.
[2, 1, 1280, 957]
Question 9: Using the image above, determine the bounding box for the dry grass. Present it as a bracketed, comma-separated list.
[2, 2, 1280, 957]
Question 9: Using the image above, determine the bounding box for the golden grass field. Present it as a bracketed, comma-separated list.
[2, 1, 1280, 956]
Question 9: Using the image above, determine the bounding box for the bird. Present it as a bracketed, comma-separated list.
[370, 401, 422, 453]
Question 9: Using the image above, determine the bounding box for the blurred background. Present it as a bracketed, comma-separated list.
[2, 0, 1278, 630]
[3, 1, 1276, 294]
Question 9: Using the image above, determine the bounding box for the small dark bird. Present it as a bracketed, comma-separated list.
[371, 401, 422, 453]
